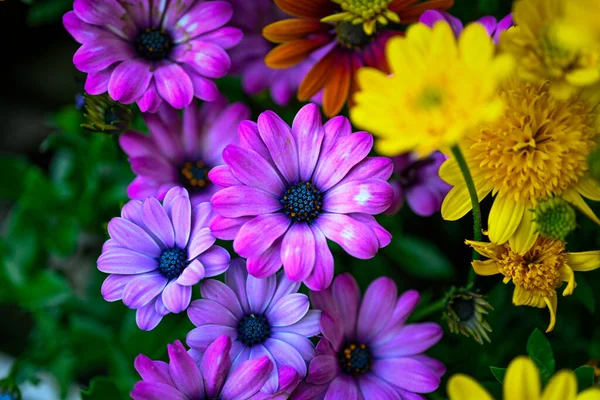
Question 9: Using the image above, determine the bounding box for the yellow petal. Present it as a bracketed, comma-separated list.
[458, 23, 494, 70]
[488, 195, 525, 244]
[512, 286, 546, 308]
[439, 158, 463, 185]
[509, 208, 539, 255]
[504, 356, 541, 400]
[472, 260, 501, 276]
[466, 240, 504, 259]
[543, 295, 558, 332]
[563, 190, 600, 225]
[447, 374, 494, 400]
[575, 175, 600, 201]
[559, 265, 576, 296]
[431, 20, 458, 62]
[565, 251, 600, 271]
[441, 181, 491, 221]
[541, 371, 577, 400]
[566, 68, 600, 86]
[577, 387, 600, 400]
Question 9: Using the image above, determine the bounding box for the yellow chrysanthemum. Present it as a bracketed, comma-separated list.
[466, 236, 600, 332]
[441, 79, 600, 253]
[351, 21, 514, 157]
[499, 0, 600, 99]
[448, 356, 600, 400]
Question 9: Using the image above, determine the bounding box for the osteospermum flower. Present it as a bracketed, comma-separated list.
[351, 21, 514, 156]
[63, 0, 242, 112]
[209, 104, 394, 290]
[443, 288, 493, 345]
[467, 236, 600, 332]
[120, 97, 250, 206]
[132, 337, 275, 400]
[98, 187, 230, 330]
[419, 10, 513, 42]
[186, 259, 320, 393]
[500, 0, 600, 99]
[263, 0, 453, 117]
[441, 79, 600, 254]
[448, 356, 600, 400]
[292, 274, 444, 399]
[80, 92, 133, 133]
[385, 151, 451, 217]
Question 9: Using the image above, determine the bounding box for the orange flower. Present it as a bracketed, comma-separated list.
[264, 0, 454, 117]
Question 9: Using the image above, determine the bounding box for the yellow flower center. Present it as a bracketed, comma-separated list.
[466, 79, 597, 203]
[323, 0, 399, 35]
[497, 237, 566, 297]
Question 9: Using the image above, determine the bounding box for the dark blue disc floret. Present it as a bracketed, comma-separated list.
[158, 247, 187, 280]
[237, 314, 271, 346]
[135, 27, 173, 61]
[280, 181, 323, 223]
[339, 343, 373, 376]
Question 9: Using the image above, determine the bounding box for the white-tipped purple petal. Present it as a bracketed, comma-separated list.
[188, 227, 217, 260]
[200, 279, 243, 318]
[188, 298, 238, 327]
[266, 294, 310, 327]
[315, 213, 379, 259]
[176, 259, 205, 286]
[162, 280, 192, 313]
[201, 335, 232, 399]
[101, 274, 132, 301]
[136, 299, 164, 331]
[273, 310, 321, 337]
[97, 248, 158, 274]
[196, 246, 230, 277]
[172, 1, 233, 44]
[211, 186, 281, 218]
[108, 59, 153, 104]
[107, 217, 162, 257]
[123, 272, 168, 309]
[169, 195, 191, 249]
[223, 145, 286, 195]
[234, 213, 290, 258]
[246, 239, 283, 279]
[281, 223, 316, 282]
[304, 225, 334, 291]
[142, 197, 175, 249]
[209, 165, 242, 188]
[323, 179, 393, 214]
[167, 341, 204, 399]
[292, 104, 325, 181]
[257, 111, 299, 185]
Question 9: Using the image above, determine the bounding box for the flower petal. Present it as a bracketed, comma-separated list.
[187, 299, 238, 327]
[447, 374, 493, 400]
[155, 63, 194, 109]
[324, 376, 359, 400]
[304, 225, 334, 291]
[356, 277, 397, 343]
[234, 214, 291, 258]
[504, 356, 541, 400]
[107, 217, 162, 257]
[169, 195, 192, 249]
[257, 110, 300, 185]
[211, 186, 281, 218]
[247, 274, 277, 314]
[162, 281, 192, 313]
[172, 1, 233, 44]
[176, 259, 205, 286]
[73, 39, 135, 72]
[108, 59, 153, 104]
[220, 356, 273, 400]
[200, 335, 232, 399]
[316, 213, 378, 259]
[200, 279, 243, 318]
[142, 197, 175, 249]
[372, 357, 441, 393]
[223, 145, 286, 195]
[488, 194, 525, 244]
[323, 179, 393, 214]
[97, 249, 158, 274]
[282, 223, 316, 282]
[188, 227, 217, 259]
[267, 293, 310, 327]
[123, 272, 168, 309]
[167, 341, 204, 399]
[292, 104, 325, 181]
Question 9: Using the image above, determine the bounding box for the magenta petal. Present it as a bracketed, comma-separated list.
[200, 27, 243, 50]
[131, 381, 187, 400]
[101, 274, 131, 301]
[210, 216, 250, 240]
[372, 358, 441, 393]
[84, 66, 115, 95]
[246, 273, 277, 314]
[161, 0, 195, 28]
[357, 375, 399, 400]
[154, 63, 194, 109]
[209, 166, 242, 188]
[350, 213, 392, 248]
[225, 260, 250, 313]
[162, 281, 192, 313]
[372, 323, 443, 358]
[304, 225, 334, 291]
[186, 325, 237, 352]
[306, 355, 339, 385]
[127, 178, 160, 201]
[332, 273, 361, 338]
[315, 213, 379, 259]
[211, 186, 281, 218]
[136, 299, 164, 331]
[324, 376, 359, 400]
[322, 115, 352, 154]
[233, 214, 290, 258]
[323, 179, 393, 214]
[172, 1, 233, 43]
[176, 259, 205, 286]
[257, 111, 299, 185]
[181, 64, 220, 102]
[120, 131, 158, 158]
[476, 16, 498, 36]
[174, 41, 231, 79]
[138, 82, 163, 113]
[246, 239, 284, 279]
[201, 336, 232, 399]
[130, 155, 177, 182]
[275, 309, 321, 337]
[164, 188, 190, 213]
[134, 355, 173, 386]
[220, 356, 273, 400]
[142, 197, 175, 249]
[281, 223, 316, 282]
[73, 39, 135, 73]
[292, 104, 324, 181]
[320, 313, 343, 351]
[238, 120, 272, 164]
[264, 338, 307, 376]
[200, 279, 244, 318]
[97, 248, 157, 274]
[108, 59, 153, 104]
[388, 290, 421, 328]
[202, 103, 250, 166]
[223, 145, 286, 195]
[167, 341, 205, 398]
[73, 0, 136, 39]
[411, 355, 446, 377]
[196, 246, 230, 277]
[106, 217, 162, 256]
[190, 203, 215, 237]
[338, 157, 394, 184]
[356, 277, 397, 343]
[123, 272, 168, 309]
[266, 293, 310, 327]
[63, 10, 111, 44]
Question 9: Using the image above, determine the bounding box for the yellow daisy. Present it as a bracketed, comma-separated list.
[351, 21, 514, 157]
[441, 79, 600, 254]
[499, 0, 600, 99]
[467, 236, 600, 332]
[448, 356, 600, 400]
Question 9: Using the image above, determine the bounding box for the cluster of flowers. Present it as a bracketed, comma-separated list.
[64, 0, 600, 398]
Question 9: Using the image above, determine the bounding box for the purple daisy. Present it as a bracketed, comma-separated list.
[186, 259, 321, 394]
[131, 337, 274, 400]
[209, 103, 394, 290]
[64, 0, 242, 112]
[292, 274, 445, 400]
[419, 10, 513, 43]
[98, 187, 230, 331]
[227, 0, 320, 106]
[386, 152, 452, 217]
[120, 97, 250, 206]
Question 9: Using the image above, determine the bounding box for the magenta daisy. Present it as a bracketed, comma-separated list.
[209, 103, 394, 290]
[131, 337, 274, 400]
[120, 97, 250, 206]
[292, 274, 445, 399]
[186, 259, 321, 394]
[63, 0, 242, 112]
[98, 187, 230, 331]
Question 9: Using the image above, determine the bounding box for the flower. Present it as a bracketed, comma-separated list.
[351, 21, 514, 157]
[467, 236, 600, 332]
[227, 0, 321, 106]
[533, 197, 577, 240]
[98, 187, 230, 330]
[499, 0, 600, 99]
[209, 104, 394, 290]
[263, 0, 454, 117]
[293, 275, 444, 399]
[80, 92, 133, 133]
[443, 287, 493, 345]
[186, 259, 321, 393]
[448, 356, 600, 400]
[131, 337, 274, 400]
[441, 79, 600, 254]
[63, 0, 242, 112]
[120, 97, 250, 206]
[386, 151, 451, 217]
[419, 10, 513, 43]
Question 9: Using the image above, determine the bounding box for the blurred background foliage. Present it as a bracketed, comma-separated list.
[1, 0, 599, 398]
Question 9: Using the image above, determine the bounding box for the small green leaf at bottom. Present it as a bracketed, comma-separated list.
[81, 377, 121, 400]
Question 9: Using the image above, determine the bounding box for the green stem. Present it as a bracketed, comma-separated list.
[410, 298, 446, 322]
[450, 145, 482, 286]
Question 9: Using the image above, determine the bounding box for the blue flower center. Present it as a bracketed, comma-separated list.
[339, 343, 372, 376]
[237, 314, 271, 346]
[180, 160, 211, 191]
[280, 181, 322, 223]
[135, 27, 173, 61]
[158, 247, 187, 279]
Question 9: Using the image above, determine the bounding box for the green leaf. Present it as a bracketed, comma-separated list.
[81, 377, 122, 400]
[526, 329, 555, 385]
[384, 235, 455, 280]
[27, 0, 73, 26]
[0, 154, 30, 201]
[574, 275, 596, 314]
[490, 366, 506, 383]
[18, 270, 72, 310]
[574, 366, 595, 391]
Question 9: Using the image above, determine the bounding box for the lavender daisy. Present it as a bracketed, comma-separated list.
[386, 152, 451, 217]
[64, 0, 242, 112]
[419, 10, 513, 43]
[292, 274, 445, 399]
[131, 337, 273, 400]
[186, 259, 321, 393]
[120, 98, 250, 206]
[209, 103, 394, 290]
[98, 187, 230, 331]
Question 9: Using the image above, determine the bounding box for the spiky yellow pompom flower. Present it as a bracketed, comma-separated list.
[351, 21, 514, 157]
[441, 79, 600, 254]
[448, 356, 600, 400]
[499, 0, 600, 99]
[322, 0, 400, 35]
[467, 236, 600, 332]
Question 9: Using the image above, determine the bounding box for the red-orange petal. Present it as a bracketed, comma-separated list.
[265, 37, 329, 69]
[323, 54, 351, 117]
[263, 19, 329, 43]
[348, 53, 363, 108]
[389, 0, 420, 12]
[395, 0, 454, 21]
[298, 50, 337, 101]
[274, 0, 337, 19]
